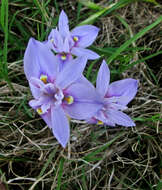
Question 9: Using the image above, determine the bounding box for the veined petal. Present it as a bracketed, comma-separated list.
[106, 79, 138, 106]
[58, 10, 70, 38]
[96, 60, 110, 97]
[51, 106, 70, 148]
[106, 109, 135, 127]
[71, 47, 100, 60]
[56, 57, 87, 89]
[71, 25, 99, 48]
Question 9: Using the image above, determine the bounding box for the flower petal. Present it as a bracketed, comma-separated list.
[71, 47, 100, 60]
[106, 109, 135, 127]
[106, 79, 138, 105]
[63, 36, 70, 53]
[51, 106, 70, 148]
[58, 10, 70, 38]
[41, 111, 52, 129]
[95, 110, 115, 126]
[96, 60, 110, 97]
[24, 38, 59, 81]
[48, 29, 64, 53]
[71, 25, 99, 48]
[63, 82, 102, 120]
[24, 38, 41, 80]
[56, 57, 87, 89]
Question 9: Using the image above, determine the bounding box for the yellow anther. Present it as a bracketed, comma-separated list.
[97, 120, 103, 125]
[61, 54, 67, 60]
[67, 115, 71, 121]
[40, 74, 47, 84]
[64, 96, 74, 105]
[50, 38, 54, 43]
[73, 36, 79, 42]
[36, 108, 43, 115]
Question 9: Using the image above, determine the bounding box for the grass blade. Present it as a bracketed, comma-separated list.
[107, 16, 162, 64]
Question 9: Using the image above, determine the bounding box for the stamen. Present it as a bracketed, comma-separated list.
[36, 108, 43, 115]
[64, 96, 74, 105]
[73, 36, 79, 42]
[40, 74, 47, 84]
[50, 38, 54, 43]
[97, 120, 103, 125]
[61, 54, 67, 60]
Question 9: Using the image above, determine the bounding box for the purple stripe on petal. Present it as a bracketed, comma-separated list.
[51, 106, 70, 148]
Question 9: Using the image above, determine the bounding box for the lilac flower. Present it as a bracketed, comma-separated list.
[88, 60, 138, 127]
[47, 10, 100, 69]
[24, 38, 102, 148]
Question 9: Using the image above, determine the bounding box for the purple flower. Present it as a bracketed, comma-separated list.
[24, 38, 102, 148]
[47, 10, 100, 69]
[88, 60, 138, 127]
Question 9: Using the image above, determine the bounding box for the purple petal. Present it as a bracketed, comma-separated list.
[71, 47, 100, 60]
[29, 99, 40, 109]
[48, 29, 64, 53]
[24, 38, 59, 81]
[41, 111, 52, 129]
[51, 106, 70, 148]
[63, 37, 70, 53]
[29, 77, 45, 99]
[76, 75, 95, 89]
[56, 53, 73, 72]
[106, 79, 138, 105]
[96, 60, 110, 97]
[95, 110, 115, 126]
[58, 10, 70, 38]
[56, 57, 87, 89]
[24, 38, 41, 80]
[71, 25, 99, 48]
[29, 83, 41, 99]
[63, 82, 102, 120]
[106, 109, 135, 127]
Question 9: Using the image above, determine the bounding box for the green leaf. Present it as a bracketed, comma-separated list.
[56, 158, 65, 190]
[107, 16, 162, 64]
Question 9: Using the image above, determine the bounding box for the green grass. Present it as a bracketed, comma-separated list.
[0, 0, 162, 189]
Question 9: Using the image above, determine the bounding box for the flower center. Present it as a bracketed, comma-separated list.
[73, 36, 79, 42]
[61, 54, 67, 60]
[64, 95, 74, 105]
[40, 74, 48, 84]
[97, 120, 103, 125]
[36, 108, 43, 115]
[50, 38, 54, 43]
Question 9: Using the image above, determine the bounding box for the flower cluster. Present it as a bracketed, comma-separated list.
[24, 10, 138, 148]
